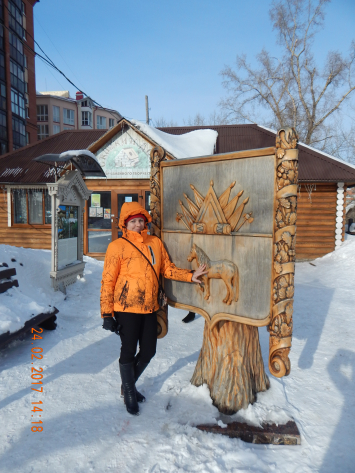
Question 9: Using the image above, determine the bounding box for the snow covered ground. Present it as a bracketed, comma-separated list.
[0, 238, 354, 472]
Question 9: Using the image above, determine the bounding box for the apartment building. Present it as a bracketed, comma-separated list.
[36, 91, 122, 139]
[0, 0, 38, 154]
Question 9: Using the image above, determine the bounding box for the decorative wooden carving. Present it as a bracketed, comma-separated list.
[187, 243, 239, 305]
[269, 128, 299, 378]
[149, 146, 166, 238]
[149, 146, 169, 339]
[177, 180, 253, 235]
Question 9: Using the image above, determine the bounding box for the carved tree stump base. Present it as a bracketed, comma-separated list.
[191, 320, 270, 414]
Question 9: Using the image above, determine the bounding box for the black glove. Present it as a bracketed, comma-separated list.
[102, 316, 118, 332]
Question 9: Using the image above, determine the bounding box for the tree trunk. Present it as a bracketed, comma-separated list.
[191, 320, 270, 414]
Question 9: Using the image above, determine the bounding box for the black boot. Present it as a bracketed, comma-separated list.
[134, 360, 149, 402]
[121, 359, 149, 403]
[119, 362, 139, 415]
[182, 311, 195, 323]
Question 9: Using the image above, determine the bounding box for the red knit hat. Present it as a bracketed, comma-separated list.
[125, 213, 147, 225]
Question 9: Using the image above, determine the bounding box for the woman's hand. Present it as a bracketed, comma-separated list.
[192, 264, 208, 284]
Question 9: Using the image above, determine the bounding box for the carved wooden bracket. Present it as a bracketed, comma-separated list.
[269, 127, 299, 378]
[149, 146, 166, 237]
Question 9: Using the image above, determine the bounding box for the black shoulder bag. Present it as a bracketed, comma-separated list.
[122, 237, 168, 338]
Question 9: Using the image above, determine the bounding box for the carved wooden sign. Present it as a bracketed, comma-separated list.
[150, 130, 298, 413]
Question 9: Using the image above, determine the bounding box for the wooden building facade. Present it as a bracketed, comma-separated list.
[1, 121, 355, 261]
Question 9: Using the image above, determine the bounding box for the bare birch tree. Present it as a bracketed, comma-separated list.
[220, 0, 355, 150]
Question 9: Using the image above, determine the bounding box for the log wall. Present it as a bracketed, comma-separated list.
[0, 190, 51, 250]
[0, 182, 339, 261]
[295, 183, 337, 261]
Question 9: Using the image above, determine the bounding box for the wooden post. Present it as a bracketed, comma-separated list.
[269, 127, 298, 377]
[149, 146, 165, 238]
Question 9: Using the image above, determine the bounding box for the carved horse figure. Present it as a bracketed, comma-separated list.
[187, 243, 239, 305]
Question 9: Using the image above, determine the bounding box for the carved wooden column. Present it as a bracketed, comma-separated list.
[268, 128, 299, 377]
[149, 146, 166, 238]
[150, 146, 169, 339]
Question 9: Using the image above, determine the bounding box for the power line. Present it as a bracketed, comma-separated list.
[1, 10, 149, 126]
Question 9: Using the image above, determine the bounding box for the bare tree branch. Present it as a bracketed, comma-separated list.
[220, 0, 355, 156]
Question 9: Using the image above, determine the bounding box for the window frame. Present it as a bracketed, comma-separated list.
[11, 188, 51, 227]
[37, 123, 49, 140]
[53, 105, 60, 123]
[63, 108, 74, 125]
[96, 115, 106, 129]
[81, 110, 92, 127]
[53, 123, 60, 134]
[37, 104, 48, 121]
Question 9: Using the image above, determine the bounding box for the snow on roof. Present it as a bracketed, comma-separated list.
[257, 125, 355, 171]
[59, 149, 100, 164]
[131, 119, 218, 159]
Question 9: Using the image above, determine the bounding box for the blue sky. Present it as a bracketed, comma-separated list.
[33, 0, 355, 126]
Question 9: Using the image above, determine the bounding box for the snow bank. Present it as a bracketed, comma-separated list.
[0, 246, 64, 335]
[131, 119, 218, 159]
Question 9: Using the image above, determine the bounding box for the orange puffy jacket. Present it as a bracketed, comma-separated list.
[100, 201, 193, 316]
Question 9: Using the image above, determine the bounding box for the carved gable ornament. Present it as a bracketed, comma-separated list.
[154, 128, 299, 378]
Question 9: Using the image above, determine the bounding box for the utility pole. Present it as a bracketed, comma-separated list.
[145, 95, 149, 125]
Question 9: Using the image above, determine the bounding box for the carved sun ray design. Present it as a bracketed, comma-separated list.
[177, 181, 253, 235]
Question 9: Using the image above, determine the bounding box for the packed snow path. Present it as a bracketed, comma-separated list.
[0, 238, 354, 472]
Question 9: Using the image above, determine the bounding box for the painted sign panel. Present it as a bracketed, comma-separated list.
[94, 127, 152, 179]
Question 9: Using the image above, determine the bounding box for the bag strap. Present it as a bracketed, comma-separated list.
[121, 237, 160, 286]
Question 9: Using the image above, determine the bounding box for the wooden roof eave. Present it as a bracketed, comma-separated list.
[88, 118, 175, 161]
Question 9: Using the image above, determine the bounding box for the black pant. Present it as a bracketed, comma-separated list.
[114, 311, 157, 365]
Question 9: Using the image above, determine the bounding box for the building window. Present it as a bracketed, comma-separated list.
[63, 108, 74, 125]
[53, 105, 60, 122]
[63, 126, 73, 130]
[82, 111, 92, 127]
[0, 110, 7, 141]
[24, 55, 27, 68]
[37, 104, 48, 121]
[96, 116, 106, 129]
[53, 124, 60, 134]
[0, 142, 8, 155]
[109, 118, 115, 128]
[37, 124, 49, 140]
[0, 82, 6, 111]
[8, 1, 24, 38]
[0, 25, 3, 50]
[11, 88, 25, 118]
[12, 116, 26, 147]
[81, 99, 92, 108]
[10, 60, 25, 94]
[26, 131, 29, 144]
[0, 52, 5, 81]
[13, 189, 51, 225]
[9, 31, 24, 67]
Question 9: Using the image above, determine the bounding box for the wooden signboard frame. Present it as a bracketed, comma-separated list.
[150, 129, 298, 412]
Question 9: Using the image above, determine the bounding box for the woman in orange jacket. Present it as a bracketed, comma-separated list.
[101, 201, 207, 415]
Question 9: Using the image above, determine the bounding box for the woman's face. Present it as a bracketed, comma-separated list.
[126, 217, 145, 233]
